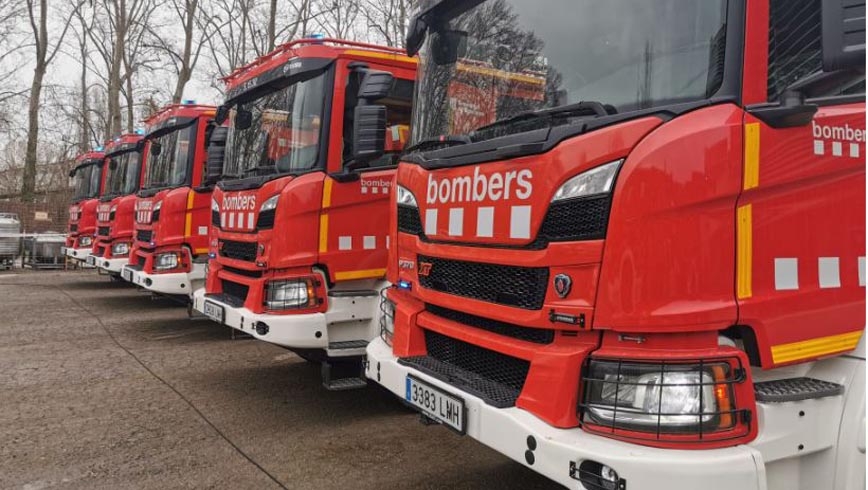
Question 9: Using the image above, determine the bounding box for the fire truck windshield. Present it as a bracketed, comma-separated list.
[144, 123, 195, 189]
[104, 151, 141, 196]
[72, 161, 102, 200]
[410, 0, 728, 145]
[223, 71, 327, 179]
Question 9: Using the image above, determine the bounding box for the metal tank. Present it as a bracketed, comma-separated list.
[0, 213, 21, 269]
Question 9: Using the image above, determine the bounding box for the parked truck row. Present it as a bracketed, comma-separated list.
[63, 2, 867, 487]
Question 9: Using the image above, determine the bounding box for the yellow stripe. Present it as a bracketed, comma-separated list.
[194, 247, 209, 255]
[184, 190, 195, 237]
[319, 178, 333, 253]
[744, 123, 760, 190]
[772, 330, 863, 364]
[736, 204, 752, 299]
[335, 268, 387, 281]
[343, 49, 418, 64]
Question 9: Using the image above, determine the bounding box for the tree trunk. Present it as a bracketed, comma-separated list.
[22, 64, 45, 202]
[78, 33, 89, 152]
[124, 71, 134, 133]
[267, 0, 277, 52]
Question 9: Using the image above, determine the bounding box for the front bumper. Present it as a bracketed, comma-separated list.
[192, 287, 328, 349]
[64, 246, 95, 265]
[123, 263, 204, 296]
[365, 338, 765, 490]
[97, 256, 128, 274]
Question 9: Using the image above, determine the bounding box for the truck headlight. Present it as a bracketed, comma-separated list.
[260, 194, 279, 212]
[582, 359, 738, 434]
[79, 236, 93, 247]
[112, 242, 130, 256]
[154, 252, 179, 271]
[152, 200, 162, 221]
[264, 278, 316, 310]
[552, 160, 621, 201]
[379, 294, 395, 346]
[396, 185, 418, 208]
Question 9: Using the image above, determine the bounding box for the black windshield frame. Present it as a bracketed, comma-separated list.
[407, 0, 745, 163]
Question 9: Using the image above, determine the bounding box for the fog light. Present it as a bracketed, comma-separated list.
[264, 278, 316, 310]
[255, 322, 269, 336]
[112, 242, 130, 256]
[79, 236, 92, 247]
[576, 460, 623, 490]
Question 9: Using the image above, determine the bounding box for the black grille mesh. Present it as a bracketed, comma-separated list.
[397, 205, 423, 235]
[97, 226, 111, 237]
[537, 195, 611, 242]
[221, 279, 249, 306]
[219, 240, 257, 262]
[400, 330, 530, 407]
[256, 209, 275, 229]
[69, 224, 78, 233]
[426, 304, 554, 344]
[211, 210, 220, 227]
[417, 255, 548, 310]
[136, 229, 152, 243]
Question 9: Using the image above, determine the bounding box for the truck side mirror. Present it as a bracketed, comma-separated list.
[151, 142, 162, 157]
[135, 139, 146, 152]
[358, 71, 395, 101]
[215, 105, 230, 125]
[406, 15, 428, 57]
[351, 105, 387, 164]
[204, 126, 229, 186]
[431, 29, 467, 65]
[235, 108, 253, 130]
[822, 0, 866, 71]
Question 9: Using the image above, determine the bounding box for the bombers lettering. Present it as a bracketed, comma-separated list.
[426, 167, 533, 205]
[222, 195, 257, 211]
[813, 121, 865, 142]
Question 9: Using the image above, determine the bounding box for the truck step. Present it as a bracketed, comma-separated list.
[328, 340, 369, 350]
[754, 377, 844, 403]
[321, 360, 367, 391]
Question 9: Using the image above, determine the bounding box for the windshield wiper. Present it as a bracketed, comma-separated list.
[403, 135, 472, 154]
[242, 165, 278, 175]
[474, 101, 615, 135]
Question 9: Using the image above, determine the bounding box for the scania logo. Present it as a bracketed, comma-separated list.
[418, 262, 433, 277]
[553, 274, 572, 298]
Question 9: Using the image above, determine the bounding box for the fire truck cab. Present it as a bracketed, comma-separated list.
[87, 133, 146, 276]
[122, 103, 219, 296]
[368, 1, 865, 489]
[64, 149, 107, 264]
[191, 38, 416, 389]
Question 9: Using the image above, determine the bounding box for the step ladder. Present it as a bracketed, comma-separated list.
[321, 357, 368, 391]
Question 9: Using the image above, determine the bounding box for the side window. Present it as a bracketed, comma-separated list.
[768, 0, 865, 101]
[342, 73, 414, 168]
[767, 0, 823, 101]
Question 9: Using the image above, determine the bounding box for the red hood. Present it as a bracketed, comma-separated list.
[213, 177, 291, 232]
[69, 198, 99, 235]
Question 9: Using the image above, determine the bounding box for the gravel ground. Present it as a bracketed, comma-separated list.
[0, 270, 558, 490]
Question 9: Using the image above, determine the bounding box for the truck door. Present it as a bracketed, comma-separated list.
[319, 64, 414, 284]
[736, 0, 865, 368]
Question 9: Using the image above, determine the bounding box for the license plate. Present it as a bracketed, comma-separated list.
[202, 300, 225, 324]
[405, 376, 465, 433]
[122, 268, 133, 282]
[86, 255, 96, 266]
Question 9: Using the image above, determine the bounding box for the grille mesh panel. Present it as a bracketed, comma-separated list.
[221, 279, 249, 306]
[97, 226, 111, 237]
[136, 229, 152, 243]
[417, 255, 548, 310]
[219, 240, 257, 262]
[537, 195, 611, 242]
[426, 304, 554, 344]
[397, 205, 423, 235]
[256, 210, 275, 229]
[399, 330, 530, 407]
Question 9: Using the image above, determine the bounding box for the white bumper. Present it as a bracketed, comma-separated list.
[96, 257, 128, 274]
[365, 338, 766, 490]
[64, 246, 93, 263]
[191, 287, 329, 349]
[124, 263, 204, 296]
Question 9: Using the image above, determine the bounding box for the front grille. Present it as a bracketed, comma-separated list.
[400, 330, 530, 407]
[222, 266, 263, 278]
[257, 209, 275, 229]
[69, 224, 78, 233]
[211, 210, 220, 227]
[219, 240, 257, 262]
[537, 195, 611, 242]
[417, 255, 548, 310]
[136, 229, 152, 243]
[98, 226, 111, 237]
[426, 304, 554, 344]
[397, 205, 423, 235]
[221, 279, 249, 307]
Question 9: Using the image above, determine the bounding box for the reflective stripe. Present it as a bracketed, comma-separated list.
[772, 330, 863, 364]
[743, 123, 760, 190]
[334, 268, 387, 281]
[736, 204, 752, 299]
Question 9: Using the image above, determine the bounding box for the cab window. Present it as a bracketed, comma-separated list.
[342, 72, 413, 168]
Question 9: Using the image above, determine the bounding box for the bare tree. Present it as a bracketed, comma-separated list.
[362, 0, 410, 47]
[21, 0, 81, 201]
[314, 0, 361, 41]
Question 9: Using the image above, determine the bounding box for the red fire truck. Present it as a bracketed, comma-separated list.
[368, 1, 866, 489]
[122, 103, 218, 296]
[64, 149, 106, 264]
[191, 38, 416, 389]
[87, 133, 146, 276]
